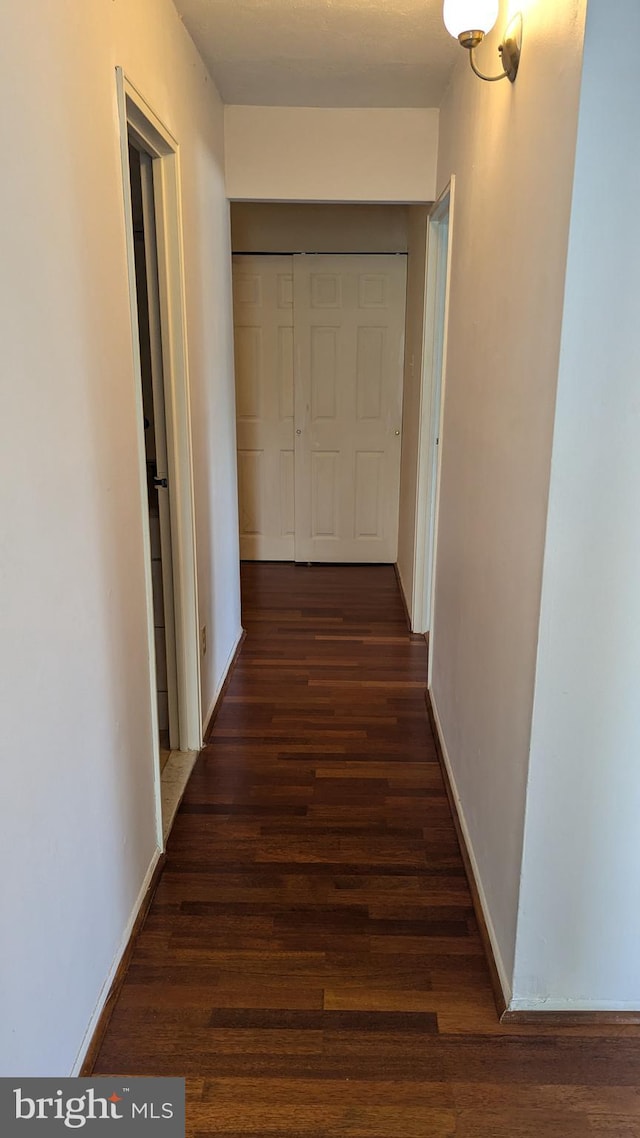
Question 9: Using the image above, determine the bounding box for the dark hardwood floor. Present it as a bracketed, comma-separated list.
[93, 563, 640, 1135]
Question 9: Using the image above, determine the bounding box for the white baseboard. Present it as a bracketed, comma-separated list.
[429, 687, 513, 1008]
[202, 626, 244, 732]
[71, 846, 162, 1075]
[508, 996, 640, 1013]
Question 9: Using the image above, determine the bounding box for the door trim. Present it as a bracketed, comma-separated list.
[411, 179, 455, 646]
[116, 69, 202, 845]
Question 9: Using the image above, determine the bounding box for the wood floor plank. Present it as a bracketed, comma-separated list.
[91, 563, 640, 1135]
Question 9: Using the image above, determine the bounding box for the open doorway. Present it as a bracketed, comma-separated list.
[116, 70, 202, 844]
[229, 203, 428, 571]
[128, 143, 178, 771]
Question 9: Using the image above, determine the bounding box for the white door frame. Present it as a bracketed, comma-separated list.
[116, 69, 202, 841]
[411, 179, 455, 643]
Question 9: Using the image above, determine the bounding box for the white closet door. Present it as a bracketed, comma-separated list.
[233, 255, 295, 559]
[293, 254, 407, 563]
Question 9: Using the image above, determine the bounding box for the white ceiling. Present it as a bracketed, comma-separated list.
[173, 0, 460, 108]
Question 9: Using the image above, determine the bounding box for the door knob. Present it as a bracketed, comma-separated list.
[296, 429, 302, 435]
[394, 430, 400, 436]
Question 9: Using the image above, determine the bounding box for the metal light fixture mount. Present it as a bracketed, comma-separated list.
[443, 2, 523, 84]
[462, 14, 522, 82]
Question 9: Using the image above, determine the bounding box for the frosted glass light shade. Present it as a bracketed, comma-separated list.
[443, 0, 499, 39]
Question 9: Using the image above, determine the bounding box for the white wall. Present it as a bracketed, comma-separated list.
[397, 206, 430, 612]
[513, 0, 640, 1011]
[0, 0, 239, 1075]
[224, 106, 439, 202]
[430, 0, 587, 994]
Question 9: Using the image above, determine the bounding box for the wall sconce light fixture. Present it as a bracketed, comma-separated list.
[443, 2, 522, 83]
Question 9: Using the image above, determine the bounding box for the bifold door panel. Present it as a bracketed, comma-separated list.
[293, 255, 406, 563]
[233, 253, 406, 563]
[233, 256, 295, 560]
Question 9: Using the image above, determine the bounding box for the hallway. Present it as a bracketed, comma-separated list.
[93, 564, 640, 1135]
